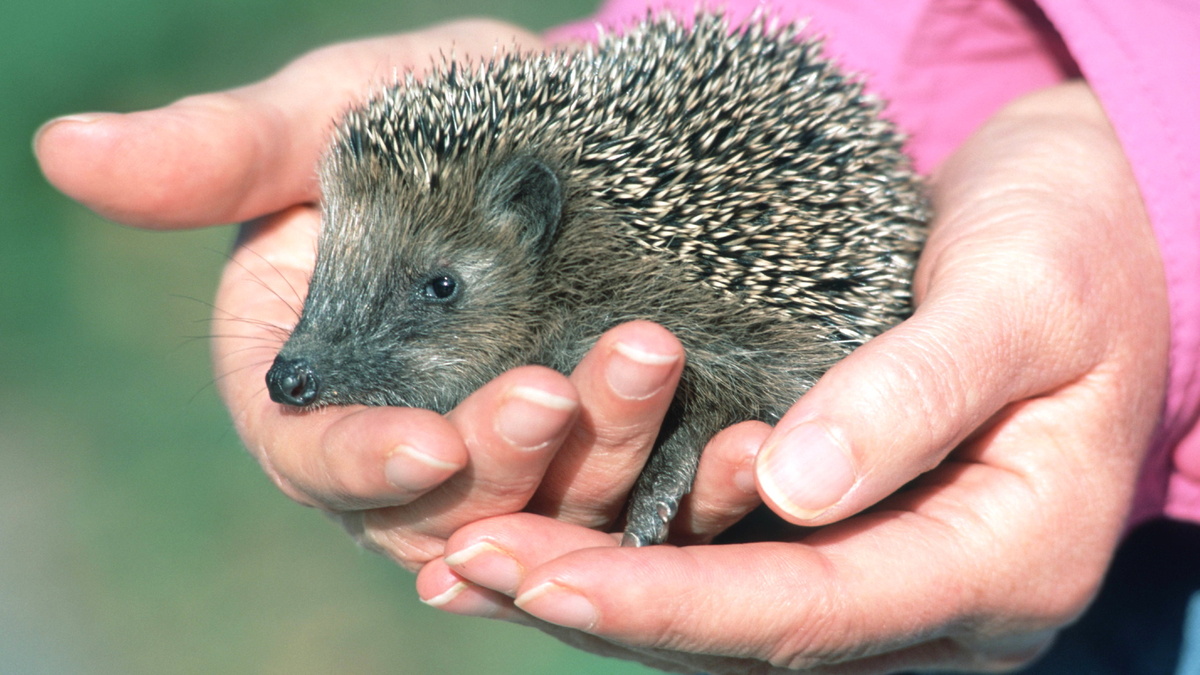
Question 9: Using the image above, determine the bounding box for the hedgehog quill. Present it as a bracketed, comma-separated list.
[265, 14, 928, 546]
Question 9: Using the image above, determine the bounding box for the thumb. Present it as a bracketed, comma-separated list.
[755, 84, 1130, 525]
[754, 288, 1053, 525]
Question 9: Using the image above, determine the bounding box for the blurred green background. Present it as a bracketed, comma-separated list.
[1, 0, 658, 673]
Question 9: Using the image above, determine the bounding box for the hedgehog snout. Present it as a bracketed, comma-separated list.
[266, 355, 321, 406]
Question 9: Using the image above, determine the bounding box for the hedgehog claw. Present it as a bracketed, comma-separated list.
[620, 532, 647, 547]
[621, 495, 678, 546]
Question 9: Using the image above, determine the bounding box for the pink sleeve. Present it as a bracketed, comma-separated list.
[551, 0, 1200, 525]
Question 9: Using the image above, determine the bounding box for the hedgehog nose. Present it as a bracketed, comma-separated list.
[266, 356, 320, 406]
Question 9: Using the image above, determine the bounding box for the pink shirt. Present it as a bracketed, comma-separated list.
[552, 0, 1200, 525]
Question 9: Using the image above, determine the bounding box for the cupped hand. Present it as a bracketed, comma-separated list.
[35, 20, 762, 572]
[420, 81, 1170, 673]
[215, 204, 757, 568]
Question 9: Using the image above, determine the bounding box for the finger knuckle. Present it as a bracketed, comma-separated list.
[255, 448, 324, 508]
[260, 442, 383, 512]
[471, 471, 543, 505]
[548, 501, 619, 530]
[869, 336, 973, 464]
[358, 511, 446, 573]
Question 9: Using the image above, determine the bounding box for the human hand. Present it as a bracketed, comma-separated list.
[417, 81, 1170, 673]
[34, 20, 764, 572]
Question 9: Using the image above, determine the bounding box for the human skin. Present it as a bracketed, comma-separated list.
[36, 20, 1169, 674]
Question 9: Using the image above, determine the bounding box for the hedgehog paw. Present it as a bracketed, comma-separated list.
[621, 496, 679, 547]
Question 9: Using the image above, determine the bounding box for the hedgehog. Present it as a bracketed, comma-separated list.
[265, 13, 928, 546]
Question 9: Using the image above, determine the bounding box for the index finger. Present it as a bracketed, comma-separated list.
[34, 20, 541, 228]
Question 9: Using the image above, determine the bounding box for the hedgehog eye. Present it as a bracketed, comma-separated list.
[421, 274, 459, 302]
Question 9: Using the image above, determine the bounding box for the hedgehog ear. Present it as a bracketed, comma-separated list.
[481, 155, 562, 257]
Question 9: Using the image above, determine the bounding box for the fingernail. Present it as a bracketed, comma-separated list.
[732, 439, 760, 495]
[733, 466, 758, 495]
[757, 422, 856, 519]
[444, 542, 524, 593]
[514, 581, 597, 631]
[421, 580, 516, 619]
[385, 444, 460, 492]
[33, 113, 116, 149]
[606, 341, 680, 400]
[495, 386, 577, 451]
[421, 581, 471, 608]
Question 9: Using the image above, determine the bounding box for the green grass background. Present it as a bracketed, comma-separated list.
[1, 1, 658, 673]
